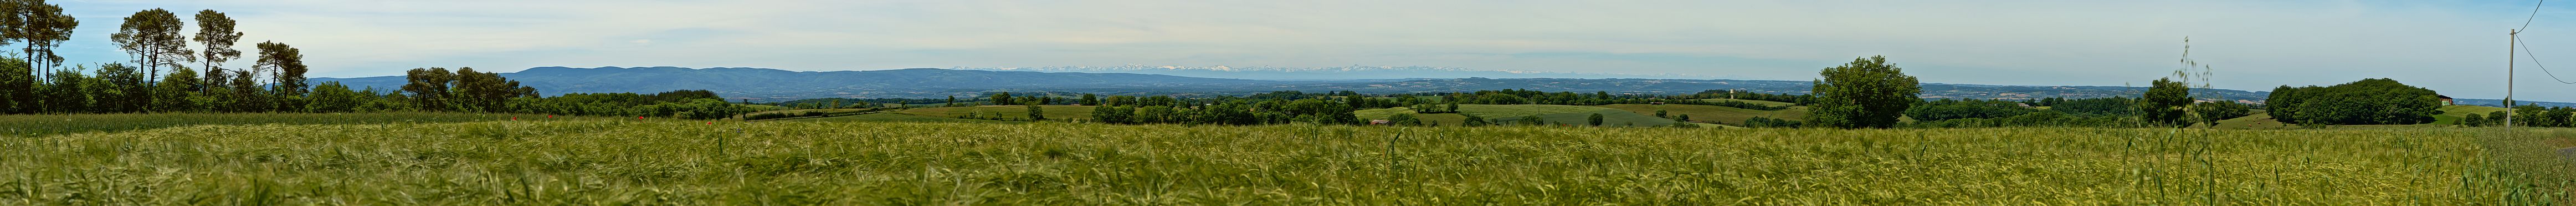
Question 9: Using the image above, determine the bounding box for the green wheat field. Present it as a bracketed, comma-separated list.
[1, 114, 2569, 204]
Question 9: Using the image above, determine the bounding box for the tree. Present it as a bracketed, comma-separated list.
[2191, 101, 2251, 126]
[1463, 115, 1490, 127]
[39, 67, 85, 113]
[224, 69, 264, 112]
[1080, 93, 1099, 105]
[2138, 78, 2191, 127]
[110, 8, 191, 86]
[2464, 113, 2488, 127]
[1091, 105, 1133, 124]
[14, 1, 75, 79]
[401, 67, 455, 111]
[94, 63, 148, 113]
[1389, 113, 1422, 126]
[989, 92, 1013, 105]
[2269, 78, 2440, 125]
[1587, 113, 1605, 126]
[255, 42, 307, 110]
[0, 57, 27, 114]
[1655, 109, 1668, 118]
[451, 67, 533, 112]
[1447, 102, 1460, 113]
[1516, 115, 1545, 126]
[1677, 114, 1692, 122]
[307, 81, 361, 113]
[193, 9, 242, 94]
[1806, 56, 1921, 129]
[151, 66, 198, 112]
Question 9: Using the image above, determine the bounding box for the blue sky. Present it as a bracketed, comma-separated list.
[37, 0, 2576, 102]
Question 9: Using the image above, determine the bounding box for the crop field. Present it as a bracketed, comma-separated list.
[0, 114, 2565, 204]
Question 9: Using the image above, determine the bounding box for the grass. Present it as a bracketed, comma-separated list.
[1696, 98, 1797, 107]
[894, 105, 1098, 121]
[1450, 104, 1620, 118]
[0, 116, 2558, 204]
[1595, 104, 1808, 125]
[2210, 111, 2291, 129]
[0, 112, 623, 137]
[1492, 109, 1677, 127]
[2430, 105, 2508, 125]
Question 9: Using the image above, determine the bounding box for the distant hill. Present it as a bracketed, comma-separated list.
[309, 66, 2557, 105]
[311, 66, 1280, 101]
[955, 65, 1713, 80]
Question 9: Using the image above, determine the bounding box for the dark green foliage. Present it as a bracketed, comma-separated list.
[1587, 113, 1605, 126]
[93, 63, 147, 113]
[1903, 99, 2036, 122]
[1090, 105, 1133, 124]
[39, 68, 85, 113]
[1807, 56, 1921, 129]
[2463, 113, 2488, 127]
[306, 81, 362, 113]
[1080, 93, 1099, 105]
[1025, 105, 1045, 120]
[1516, 115, 1545, 126]
[2265, 78, 2440, 125]
[151, 67, 198, 112]
[0, 57, 29, 114]
[1744, 117, 1802, 128]
[1462, 115, 1490, 127]
[1388, 113, 1422, 126]
[2137, 78, 2190, 127]
[1654, 109, 1667, 118]
[2191, 101, 2251, 126]
[1676, 114, 1691, 122]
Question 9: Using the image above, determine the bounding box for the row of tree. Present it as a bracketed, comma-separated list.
[0, 5, 331, 115]
[2265, 78, 2441, 125]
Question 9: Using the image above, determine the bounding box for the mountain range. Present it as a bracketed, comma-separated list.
[952, 65, 1713, 80]
[309, 66, 2565, 107]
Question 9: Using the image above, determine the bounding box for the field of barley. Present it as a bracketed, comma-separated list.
[1, 115, 2569, 204]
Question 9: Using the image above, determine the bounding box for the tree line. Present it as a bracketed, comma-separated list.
[0, 5, 332, 115]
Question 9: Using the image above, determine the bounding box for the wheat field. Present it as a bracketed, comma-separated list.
[0, 118, 2565, 204]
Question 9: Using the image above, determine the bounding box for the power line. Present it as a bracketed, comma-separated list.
[2528, 0, 2549, 31]
[2517, 36, 2576, 84]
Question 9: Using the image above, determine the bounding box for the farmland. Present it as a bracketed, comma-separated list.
[0, 115, 2563, 204]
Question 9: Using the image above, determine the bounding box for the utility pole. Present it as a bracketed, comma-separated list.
[2510, 29, 2519, 135]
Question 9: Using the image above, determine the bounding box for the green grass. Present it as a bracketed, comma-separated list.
[1451, 104, 1619, 118]
[2210, 111, 2291, 129]
[0, 117, 2558, 204]
[2430, 105, 2508, 125]
[1696, 98, 1797, 107]
[778, 113, 1005, 123]
[0, 112, 624, 137]
[1595, 104, 1808, 125]
[894, 105, 1097, 121]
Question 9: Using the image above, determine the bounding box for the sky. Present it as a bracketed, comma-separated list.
[36, 0, 2576, 102]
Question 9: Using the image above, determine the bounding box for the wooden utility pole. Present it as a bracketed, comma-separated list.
[2511, 29, 2519, 135]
